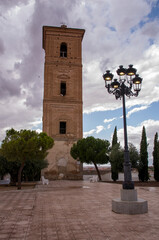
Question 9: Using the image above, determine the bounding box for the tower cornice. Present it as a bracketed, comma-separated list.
[43, 25, 85, 50]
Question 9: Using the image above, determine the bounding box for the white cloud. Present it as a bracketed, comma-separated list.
[103, 117, 116, 123]
[127, 105, 149, 118]
[83, 125, 105, 138]
[96, 125, 105, 134]
[81, 1, 159, 114]
[35, 128, 42, 133]
[0, 0, 159, 144]
[83, 129, 96, 138]
[107, 0, 152, 34]
[117, 119, 159, 165]
[84, 42, 159, 113]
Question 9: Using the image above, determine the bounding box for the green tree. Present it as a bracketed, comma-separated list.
[112, 126, 118, 146]
[129, 143, 139, 169]
[0, 128, 54, 189]
[138, 126, 149, 182]
[70, 136, 110, 181]
[110, 127, 124, 181]
[153, 132, 159, 181]
[6, 161, 20, 185]
[109, 143, 124, 181]
[0, 156, 48, 183]
[23, 158, 48, 181]
[0, 155, 9, 179]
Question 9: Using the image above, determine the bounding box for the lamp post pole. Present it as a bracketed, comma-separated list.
[103, 65, 142, 190]
[121, 84, 134, 189]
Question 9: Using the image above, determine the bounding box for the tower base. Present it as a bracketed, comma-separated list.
[42, 140, 83, 180]
[112, 189, 148, 214]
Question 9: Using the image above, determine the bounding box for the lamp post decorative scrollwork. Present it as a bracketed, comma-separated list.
[103, 65, 142, 189]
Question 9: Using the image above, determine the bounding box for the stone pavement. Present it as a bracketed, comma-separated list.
[0, 180, 159, 240]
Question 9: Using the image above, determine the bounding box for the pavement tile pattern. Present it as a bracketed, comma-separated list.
[0, 180, 159, 240]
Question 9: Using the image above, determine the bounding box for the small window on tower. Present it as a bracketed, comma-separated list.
[60, 43, 67, 57]
[60, 82, 66, 96]
[60, 121, 66, 134]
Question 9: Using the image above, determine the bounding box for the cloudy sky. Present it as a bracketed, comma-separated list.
[0, 0, 159, 165]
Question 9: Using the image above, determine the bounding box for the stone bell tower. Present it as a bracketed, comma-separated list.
[42, 25, 85, 180]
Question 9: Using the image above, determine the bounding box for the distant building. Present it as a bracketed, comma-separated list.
[42, 25, 85, 180]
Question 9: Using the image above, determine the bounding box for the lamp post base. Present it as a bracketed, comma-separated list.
[112, 189, 148, 214]
[123, 181, 134, 189]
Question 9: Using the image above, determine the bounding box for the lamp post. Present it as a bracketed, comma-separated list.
[103, 65, 142, 190]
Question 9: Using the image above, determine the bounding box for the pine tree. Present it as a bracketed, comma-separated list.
[153, 132, 159, 181]
[110, 126, 124, 181]
[70, 136, 110, 181]
[129, 143, 139, 169]
[138, 126, 149, 181]
[112, 126, 117, 147]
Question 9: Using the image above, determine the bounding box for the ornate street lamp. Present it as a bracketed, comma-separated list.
[103, 65, 142, 189]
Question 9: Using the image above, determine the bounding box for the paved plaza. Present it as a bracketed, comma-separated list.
[0, 180, 159, 240]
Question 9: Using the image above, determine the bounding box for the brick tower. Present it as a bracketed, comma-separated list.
[42, 25, 85, 180]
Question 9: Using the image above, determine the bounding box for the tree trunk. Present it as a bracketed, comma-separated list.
[93, 162, 102, 181]
[17, 162, 25, 190]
